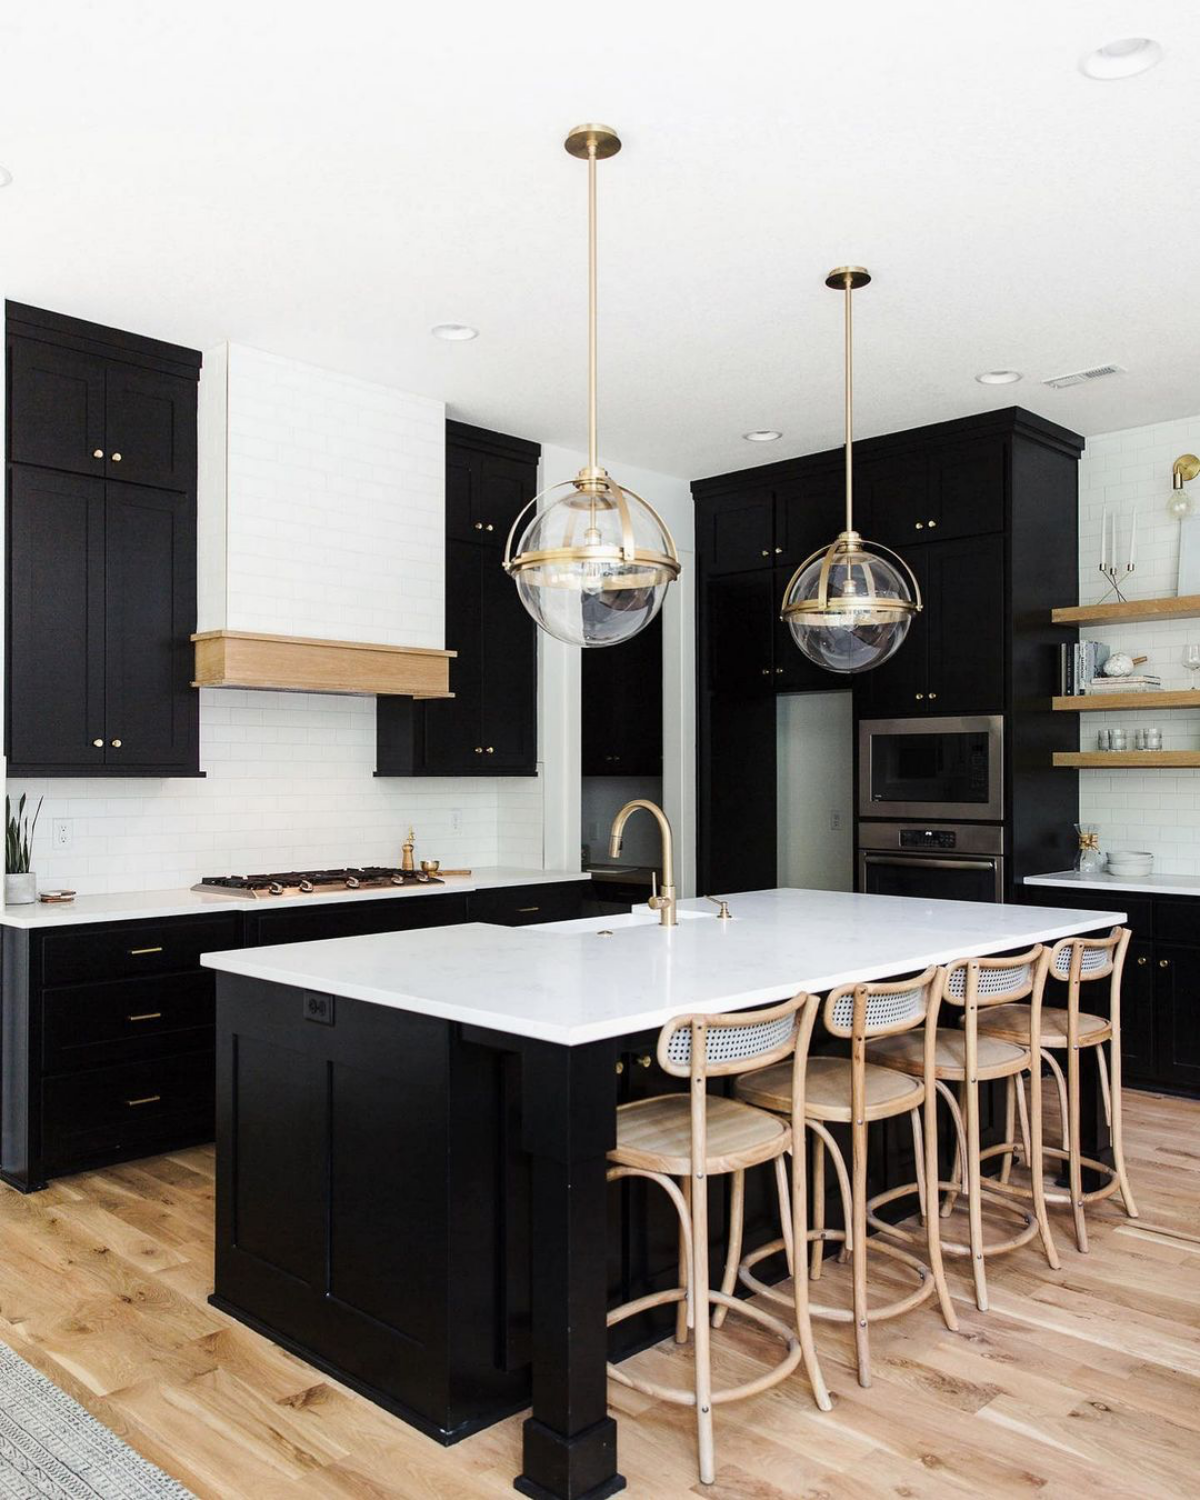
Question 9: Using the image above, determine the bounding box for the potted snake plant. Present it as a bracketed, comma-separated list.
[5, 793, 43, 905]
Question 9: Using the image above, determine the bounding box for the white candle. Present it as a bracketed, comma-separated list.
[1101, 507, 1108, 569]
[1128, 510, 1136, 570]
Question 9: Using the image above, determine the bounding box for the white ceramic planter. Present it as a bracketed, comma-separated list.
[4, 873, 37, 905]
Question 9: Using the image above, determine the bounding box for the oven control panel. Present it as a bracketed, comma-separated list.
[899, 828, 958, 850]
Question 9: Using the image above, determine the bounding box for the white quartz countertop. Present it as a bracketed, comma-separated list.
[0, 868, 586, 929]
[1026, 870, 1200, 898]
[201, 887, 1127, 1046]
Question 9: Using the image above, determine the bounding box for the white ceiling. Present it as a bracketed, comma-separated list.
[2, 1, 1197, 480]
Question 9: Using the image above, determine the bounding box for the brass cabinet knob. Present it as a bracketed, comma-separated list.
[1137, 956, 1148, 966]
[615, 1060, 625, 1074]
[92, 738, 104, 748]
[928, 519, 938, 528]
[92, 449, 104, 459]
[485, 746, 494, 754]
[761, 549, 770, 558]
[485, 523, 494, 532]
[775, 666, 784, 674]
[111, 452, 122, 463]
[1159, 959, 1170, 968]
[761, 667, 771, 676]
[474, 746, 483, 754]
[929, 692, 938, 700]
[637, 1054, 652, 1069]
[110, 738, 122, 748]
[915, 521, 924, 530]
[774, 546, 783, 555]
[474, 522, 484, 530]
[915, 693, 925, 701]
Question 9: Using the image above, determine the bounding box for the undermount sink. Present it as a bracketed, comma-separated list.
[531, 908, 718, 935]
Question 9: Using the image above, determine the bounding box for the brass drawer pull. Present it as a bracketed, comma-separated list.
[516, 905, 540, 913]
[128, 946, 164, 956]
[125, 1095, 161, 1107]
[126, 1012, 163, 1023]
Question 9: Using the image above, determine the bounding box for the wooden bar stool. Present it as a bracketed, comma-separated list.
[863, 947, 1060, 1312]
[606, 993, 829, 1487]
[732, 968, 957, 1389]
[976, 928, 1138, 1252]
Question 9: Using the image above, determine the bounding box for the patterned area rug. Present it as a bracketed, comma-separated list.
[0, 1342, 194, 1498]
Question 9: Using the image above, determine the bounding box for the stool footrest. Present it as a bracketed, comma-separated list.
[738, 1233, 936, 1325]
[866, 1174, 1038, 1259]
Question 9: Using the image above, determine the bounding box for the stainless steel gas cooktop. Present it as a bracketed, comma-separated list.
[192, 867, 444, 898]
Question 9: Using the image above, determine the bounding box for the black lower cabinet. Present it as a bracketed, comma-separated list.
[1154, 943, 1200, 1092]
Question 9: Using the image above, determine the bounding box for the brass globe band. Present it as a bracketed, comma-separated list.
[502, 477, 681, 581]
[779, 533, 923, 622]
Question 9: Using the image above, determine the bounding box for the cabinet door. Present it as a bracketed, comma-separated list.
[445, 442, 536, 546]
[930, 438, 1007, 543]
[103, 484, 198, 770]
[925, 533, 1005, 715]
[1121, 940, 1156, 1085]
[104, 364, 196, 491]
[582, 611, 662, 775]
[479, 547, 537, 770]
[773, 563, 849, 693]
[7, 468, 106, 770]
[421, 540, 484, 773]
[8, 338, 107, 477]
[1155, 944, 1200, 1092]
[706, 571, 775, 695]
[696, 488, 775, 574]
[775, 465, 844, 572]
[852, 548, 930, 719]
[856, 450, 929, 551]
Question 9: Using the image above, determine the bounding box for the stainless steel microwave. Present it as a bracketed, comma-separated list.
[858, 715, 1004, 822]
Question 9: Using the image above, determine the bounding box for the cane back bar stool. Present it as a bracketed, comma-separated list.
[606, 993, 829, 1487]
[863, 948, 1060, 1312]
[976, 928, 1137, 1253]
[732, 968, 957, 1389]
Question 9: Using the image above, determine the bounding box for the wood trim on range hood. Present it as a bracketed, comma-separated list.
[192, 631, 455, 698]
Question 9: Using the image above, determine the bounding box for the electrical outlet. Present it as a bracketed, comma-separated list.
[829, 810, 843, 832]
[53, 819, 73, 850]
[450, 809, 463, 835]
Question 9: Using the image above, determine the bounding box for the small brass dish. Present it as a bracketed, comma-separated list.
[420, 859, 441, 875]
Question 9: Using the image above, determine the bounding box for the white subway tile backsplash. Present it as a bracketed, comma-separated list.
[1076, 410, 1200, 874]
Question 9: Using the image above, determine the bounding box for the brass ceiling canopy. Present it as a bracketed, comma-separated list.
[502, 124, 681, 649]
[780, 268, 922, 675]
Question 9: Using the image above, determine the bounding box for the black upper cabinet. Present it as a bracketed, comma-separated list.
[582, 613, 663, 776]
[856, 450, 929, 551]
[5, 304, 201, 777]
[705, 571, 776, 695]
[858, 436, 1007, 551]
[696, 487, 775, 574]
[377, 422, 540, 777]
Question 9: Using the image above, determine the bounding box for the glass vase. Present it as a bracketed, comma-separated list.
[1074, 823, 1103, 875]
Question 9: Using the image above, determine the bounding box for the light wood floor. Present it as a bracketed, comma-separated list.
[0, 1089, 1197, 1499]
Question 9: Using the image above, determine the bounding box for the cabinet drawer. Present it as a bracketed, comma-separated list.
[42, 972, 213, 1073]
[1150, 900, 1198, 945]
[39, 914, 240, 987]
[468, 882, 589, 927]
[41, 1050, 214, 1172]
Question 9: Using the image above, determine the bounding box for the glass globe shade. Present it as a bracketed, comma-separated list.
[1167, 488, 1195, 521]
[781, 537, 917, 674]
[507, 479, 678, 648]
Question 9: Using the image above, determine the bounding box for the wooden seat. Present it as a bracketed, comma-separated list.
[976, 1003, 1112, 1048]
[606, 995, 829, 1486]
[865, 949, 1060, 1312]
[738, 1054, 922, 1123]
[611, 1093, 789, 1176]
[866, 1028, 1028, 1080]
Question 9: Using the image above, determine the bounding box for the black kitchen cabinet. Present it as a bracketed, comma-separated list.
[858, 436, 1007, 551]
[467, 880, 591, 927]
[245, 892, 469, 948]
[581, 613, 663, 776]
[1122, 939, 1156, 1085]
[1155, 943, 1200, 1092]
[6, 303, 201, 778]
[377, 422, 539, 778]
[705, 571, 776, 695]
[695, 484, 775, 574]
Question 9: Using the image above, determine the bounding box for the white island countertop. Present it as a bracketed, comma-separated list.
[1026, 870, 1200, 899]
[201, 887, 1126, 1046]
[0, 868, 587, 930]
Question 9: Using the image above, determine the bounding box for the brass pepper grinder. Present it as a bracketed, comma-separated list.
[402, 827, 415, 873]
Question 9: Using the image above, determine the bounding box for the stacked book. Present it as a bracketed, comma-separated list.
[1086, 674, 1161, 694]
[1057, 639, 1110, 696]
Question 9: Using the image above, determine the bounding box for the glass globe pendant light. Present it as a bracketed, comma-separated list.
[780, 268, 921, 674]
[1167, 454, 1200, 520]
[502, 125, 681, 648]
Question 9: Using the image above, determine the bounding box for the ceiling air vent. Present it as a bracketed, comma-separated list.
[1043, 363, 1126, 390]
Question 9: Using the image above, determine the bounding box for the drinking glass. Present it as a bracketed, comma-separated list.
[1185, 644, 1200, 686]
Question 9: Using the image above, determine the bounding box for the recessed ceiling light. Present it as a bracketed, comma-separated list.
[0, 166, 12, 188]
[743, 429, 782, 442]
[431, 323, 478, 341]
[975, 370, 1023, 386]
[1080, 38, 1163, 80]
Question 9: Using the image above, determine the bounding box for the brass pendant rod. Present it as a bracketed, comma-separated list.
[843, 271, 854, 536]
[588, 141, 599, 477]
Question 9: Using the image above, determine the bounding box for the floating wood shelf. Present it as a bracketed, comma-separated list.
[1052, 593, 1200, 627]
[1054, 751, 1200, 769]
[192, 631, 455, 697]
[1052, 691, 1200, 712]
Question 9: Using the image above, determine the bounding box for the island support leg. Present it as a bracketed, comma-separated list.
[515, 1038, 625, 1500]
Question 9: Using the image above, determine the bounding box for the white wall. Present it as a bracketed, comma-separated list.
[535, 445, 696, 892]
[776, 692, 854, 891]
[1075, 413, 1200, 875]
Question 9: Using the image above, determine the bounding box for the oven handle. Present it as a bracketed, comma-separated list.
[860, 854, 999, 871]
